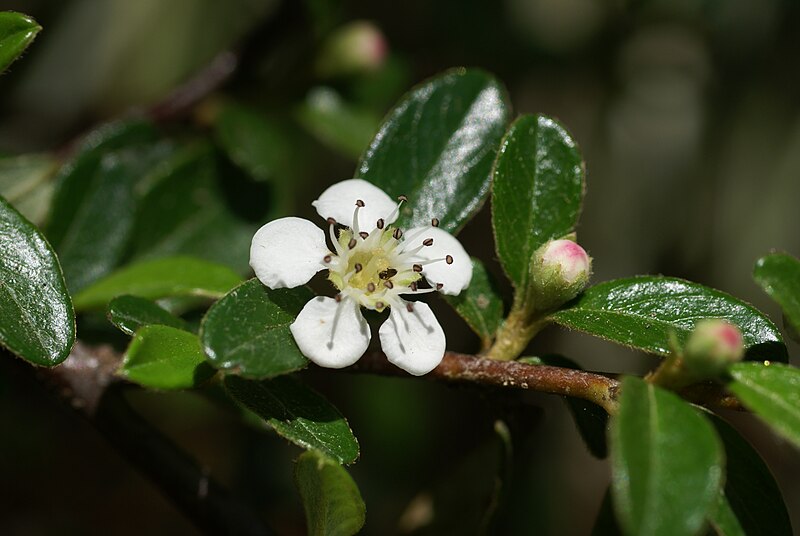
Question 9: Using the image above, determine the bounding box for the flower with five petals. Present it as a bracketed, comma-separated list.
[249, 179, 472, 375]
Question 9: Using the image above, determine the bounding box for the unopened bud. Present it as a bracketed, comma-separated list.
[315, 21, 388, 78]
[529, 239, 592, 311]
[684, 319, 744, 376]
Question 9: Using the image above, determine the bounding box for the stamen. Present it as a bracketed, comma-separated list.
[403, 286, 437, 295]
[376, 301, 385, 309]
[328, 221, 343, 256]
[397, 195, 408, 202]
[376, 218, 384, 229]
[356, 199, 365, 207]
[348, 238, 357, 249]
[352, 200, 365, 234]
[423, 238, 434, 246]
[379, 268, 397, 280]
[323, 255, 332, 263]
[406, 302, 414, 312]
[354, 263, 363, 273]
[359, 231, 369, 239]
[431, 218, 439, 227]
[446, 255, 454, 264]
[413, 264, 423, 272]
[409, 282, 418, 291]
[384, 281, 394, 289]
[393, 228, 403, 240]
[436, 283, 444, 290]
[327, 217, 337, 225]
[335, 294, 342, 302]
[385, 195, 407, 223]
[367, 282, 376, 292]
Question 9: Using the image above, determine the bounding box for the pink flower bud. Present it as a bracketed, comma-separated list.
[684, 319, 744, 375]
[539, 239, 592, 285]
[315, 21, 388, 78]
[529, 239, 592, 311]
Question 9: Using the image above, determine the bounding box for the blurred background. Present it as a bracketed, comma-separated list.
[0, 0, 798, 534]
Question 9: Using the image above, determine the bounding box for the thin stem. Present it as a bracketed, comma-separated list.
[485, 306, 547, 361]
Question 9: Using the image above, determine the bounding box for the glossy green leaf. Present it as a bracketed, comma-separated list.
[201, 279, 311, 378]
[491, 114, 585, 289]
[121, 325, 215, 389]
[728, 362, 800, 448]
[225, 375, 359, 464]
[0, 196, 74, 366]
[707, 412, 791, 536]
[355, 68, 509, 233]
[0, 12, 41, 72]
[294, 450, 366, 536]
[297, 87, 380, 160]
[610, 377, 724, 536]
[130, 144, 262, 275]
[0, 153, 57, 225]
[73, 256, 242, 312]
[443, 257, 504, 349]
[753, 253, 800, 338]
[107, 295, 189, 336]
[551, 276, 787, 361]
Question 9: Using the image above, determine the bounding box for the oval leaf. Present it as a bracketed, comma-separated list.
[225, 375, 359, 464]
[491, 114, 585, 289]
[443, 257, 504, 350]
[107, 295, 189, 336]
[121, 325, 214, 389]
[753, 253, 800, 338]
[355, 68, 509, 233]
[551, 276, 787, 361]
[201, 279, 311, 378]
[0, 153, 57, 226]
[295, 450, 366, 536]
[728, 362, 800, 449]
[0, 196, 74, 366]
[73, 256, 242, 312]
[610, 377, 724, 536]
[0, 12, 41, 72]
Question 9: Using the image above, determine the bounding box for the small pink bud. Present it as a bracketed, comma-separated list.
[529, 239, 592, 311]
[684, 319, 745, 376]
[315, 21, 388, 78]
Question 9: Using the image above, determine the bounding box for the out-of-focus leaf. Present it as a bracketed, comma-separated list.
[0, 153, 57, 225]
[706, 412, 791, 536]
[443, 257, 503, 350]
[107, 294, 189, 336]
[0, 12, 41, 72]
[0, 196, 74, 366]
[728, 362, 800, 448]
[551, 276, 787, 361]
[491, 114, 584, 289]
[294, 450, 366, 536]
[225, 375, 359, 464]
[73, 256, 242, 312]
[200, 279, 311, 378]
[120, 325, 214, 389]
[753, 253, 800, 339]
[610, 377, 724, 536]
[130, 144, 264, 275]
[355, 68, 509, 233]
[297, 87, 380, 160]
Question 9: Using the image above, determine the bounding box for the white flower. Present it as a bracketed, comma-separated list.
[249, 179, 472, 376]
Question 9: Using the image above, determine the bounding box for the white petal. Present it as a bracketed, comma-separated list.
[312, 178, 399, 230]
[379, 301, 445, 376]
[290, 297, 371, 368]
[403, 227, 472, 295]
[250, 217, 328, 289]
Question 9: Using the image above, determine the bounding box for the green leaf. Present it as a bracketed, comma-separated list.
[225, 375, 359, 464]
[706, 411, 792, 536]
[709, 494, 745, 536]
[297, 87, 380, 160]
[728, 362, 800, 449]
[73, 256, 242, 312]
[355, 68, 509, 233]
[491, 114, 585, 289]
[0, 196, 74, 366]
[0, 12, 41, 72]
[107, 295, 189, 336]
[551, 276, 787, 361]
[201, 279, 311, 378]
[610, 377, 724, 536]
[0, 153, 57, 225]
[443, 257, 504, 349]
[130, 144, 262, 275]
[294, 450, 366, 536]
[753, 253, 800, 338]
[121, 325, 215, 389]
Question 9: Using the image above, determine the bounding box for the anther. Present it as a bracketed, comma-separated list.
[431, 218, 439, 227]
[323, 255, 332, 263]
[423, 238, 434, 246]
[376, 218, 384, 229]
[397, 195, 408, 202]
[355, 199, 365, 207]
[327, 217, 336, 225]
[413, 264, 423, 272]
[436, 283, 444, 290]
[376, 301, 385, 309]
[406, 302, 414, 312]
[393, 228, 403, 240]
[354, 263, 363, 273]
[409, 282, 418, 291]
[384, 281, 394, 289]
[359, 231, 369, 239]
[446, 255, 454, 265]
[367, 282, 376, 292]
[335, 294, 342, 302]
[348, 238, 357, 249]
